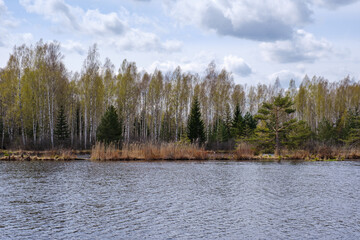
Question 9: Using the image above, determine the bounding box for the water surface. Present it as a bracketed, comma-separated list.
[1, 160, 359, 239]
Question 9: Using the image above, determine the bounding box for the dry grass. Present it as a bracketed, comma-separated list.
[282, 145, 360, 161]
[233, 143, 256, 160]
[0, 149, 78, 161]
[281, 149, 311, 160]
[91, 142, 120, 161]
[90, 142, 208, 161]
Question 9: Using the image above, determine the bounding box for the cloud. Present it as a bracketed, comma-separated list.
[147, 51, 216, 73]
[223, 55, 252, 77]
[260, 30, 332, 63]
[20, 0, 179, 52]
[312, 0, 360, 9]
[268, 70, 303, 87]
[110, 30, 182, 52]
[164, 0, 360, 41]
[147, 52, 252, 78]
[62, 40, 86, 55]
[0, 0, 6, 14]
[164, 0, 312, 41]
[0, 0, 19, 28]
[0, 0, 24, 47]
[20, 0, 124, 36]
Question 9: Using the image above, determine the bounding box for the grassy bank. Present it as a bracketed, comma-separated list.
[0, 149, 88, 161]
[1, 144, 360, 161]
[233, 144, 360, 161]
[91, 142, 208, 161]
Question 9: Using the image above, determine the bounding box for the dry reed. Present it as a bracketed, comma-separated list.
[234, 143, 255, 160]
[91, 142, 120, 161]
[90, 142, 208, 161]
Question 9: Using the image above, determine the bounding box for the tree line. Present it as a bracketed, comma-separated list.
[0, 40, 359, 151]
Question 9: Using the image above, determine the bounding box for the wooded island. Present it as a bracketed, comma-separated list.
[0, 40, 359, 161]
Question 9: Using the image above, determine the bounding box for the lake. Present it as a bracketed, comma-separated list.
[0, 160, 359, 239]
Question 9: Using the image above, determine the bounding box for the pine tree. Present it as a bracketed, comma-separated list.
[243, 112, 257, 138]
[231, 104, 245, 138]
[55, 105, 70, 142]
[317, 119, 336, 144]
[286, 120, 312, 149]
[345, 114, 360, 147]
[96, 105, 122, 144]
[187, 95, 205, 144]
[255, 94, 296, 156]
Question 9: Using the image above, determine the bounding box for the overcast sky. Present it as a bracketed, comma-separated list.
[0, 0, 359, 86]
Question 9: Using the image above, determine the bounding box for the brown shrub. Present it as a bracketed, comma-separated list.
[234, 143, 255, 160]
[91, 142, 120, 161]
[91, 142, 208, 161]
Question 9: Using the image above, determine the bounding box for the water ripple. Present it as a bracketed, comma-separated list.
[0, 161, 359, 239]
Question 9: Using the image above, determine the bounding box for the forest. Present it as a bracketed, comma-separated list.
[0, 40, 360, 156]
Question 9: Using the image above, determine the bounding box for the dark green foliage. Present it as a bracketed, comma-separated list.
[344, 112, 360, 147]
[187, 96, 205, 144]
[317, 119, 336, 143]
[252, 120, 275, 153]
[96, 105, 122, 144]
[55, 106, 69, 141]
[255, 94, 296, 155]
[231, 105, 257, 141]
[231, 105, 245, 138]
[210, 118, 231, 143]
[286, 120, 313, 149]
[243, 112, 257, 138]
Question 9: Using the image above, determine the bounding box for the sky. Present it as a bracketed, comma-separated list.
[0, 0, 360, 87]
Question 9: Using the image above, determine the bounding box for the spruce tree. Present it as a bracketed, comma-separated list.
[187, 96, 205, 144]
[55, 105, 69, 142]
[243, 112, 257, 138]
[345, 115, 360, 147]
[96, 105, 122, 144]
[231, 104, 245, 138]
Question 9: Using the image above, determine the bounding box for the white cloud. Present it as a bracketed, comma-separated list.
[62, 40, 86, 55]
[20, 0, 180, 53]
[147, 59, 208, 74]
[260, 30, 332, 63]
[164, 0, 360, 41]
[0, 1, 24, 47]
[164, 0, 312, 41]
[110, 30, 182, 52]
[147, 53, 252, 78]
[223, 55, 252, 77]
[147, 51, 216, 73]
[268, 70, 303, 87]
[20, 0, 124, 36]
[311, 0, 360, 9]
[0, 0, 6, 13]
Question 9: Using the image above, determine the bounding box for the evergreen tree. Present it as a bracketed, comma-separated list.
[286, 120, 312, 149]
[255, 94, 296, 155]
[317, 119, 336, 144]
[96, 105, 122, 144]
[55, 105, 69, 142]
[345, 114, 360, 147]
[187, 95, 205, 144]
[243, 112, 257, 138]
[231, 104, 245, 138]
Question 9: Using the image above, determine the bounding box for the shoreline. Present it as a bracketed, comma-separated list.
[1, 149, 360, 162]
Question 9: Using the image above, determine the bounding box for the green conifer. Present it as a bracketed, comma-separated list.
[187, 96, 205, 144]
[96, 105, 122, 144]
[55, 106, 69, 141]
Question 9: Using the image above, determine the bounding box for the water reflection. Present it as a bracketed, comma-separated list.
[0, 161, 359, 239]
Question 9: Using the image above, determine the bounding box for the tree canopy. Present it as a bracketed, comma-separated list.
[187, 95, 205, 144]
[96, 106, 122, 144]
[255, 95, 296, 155]
[1, 40, 360, 152]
